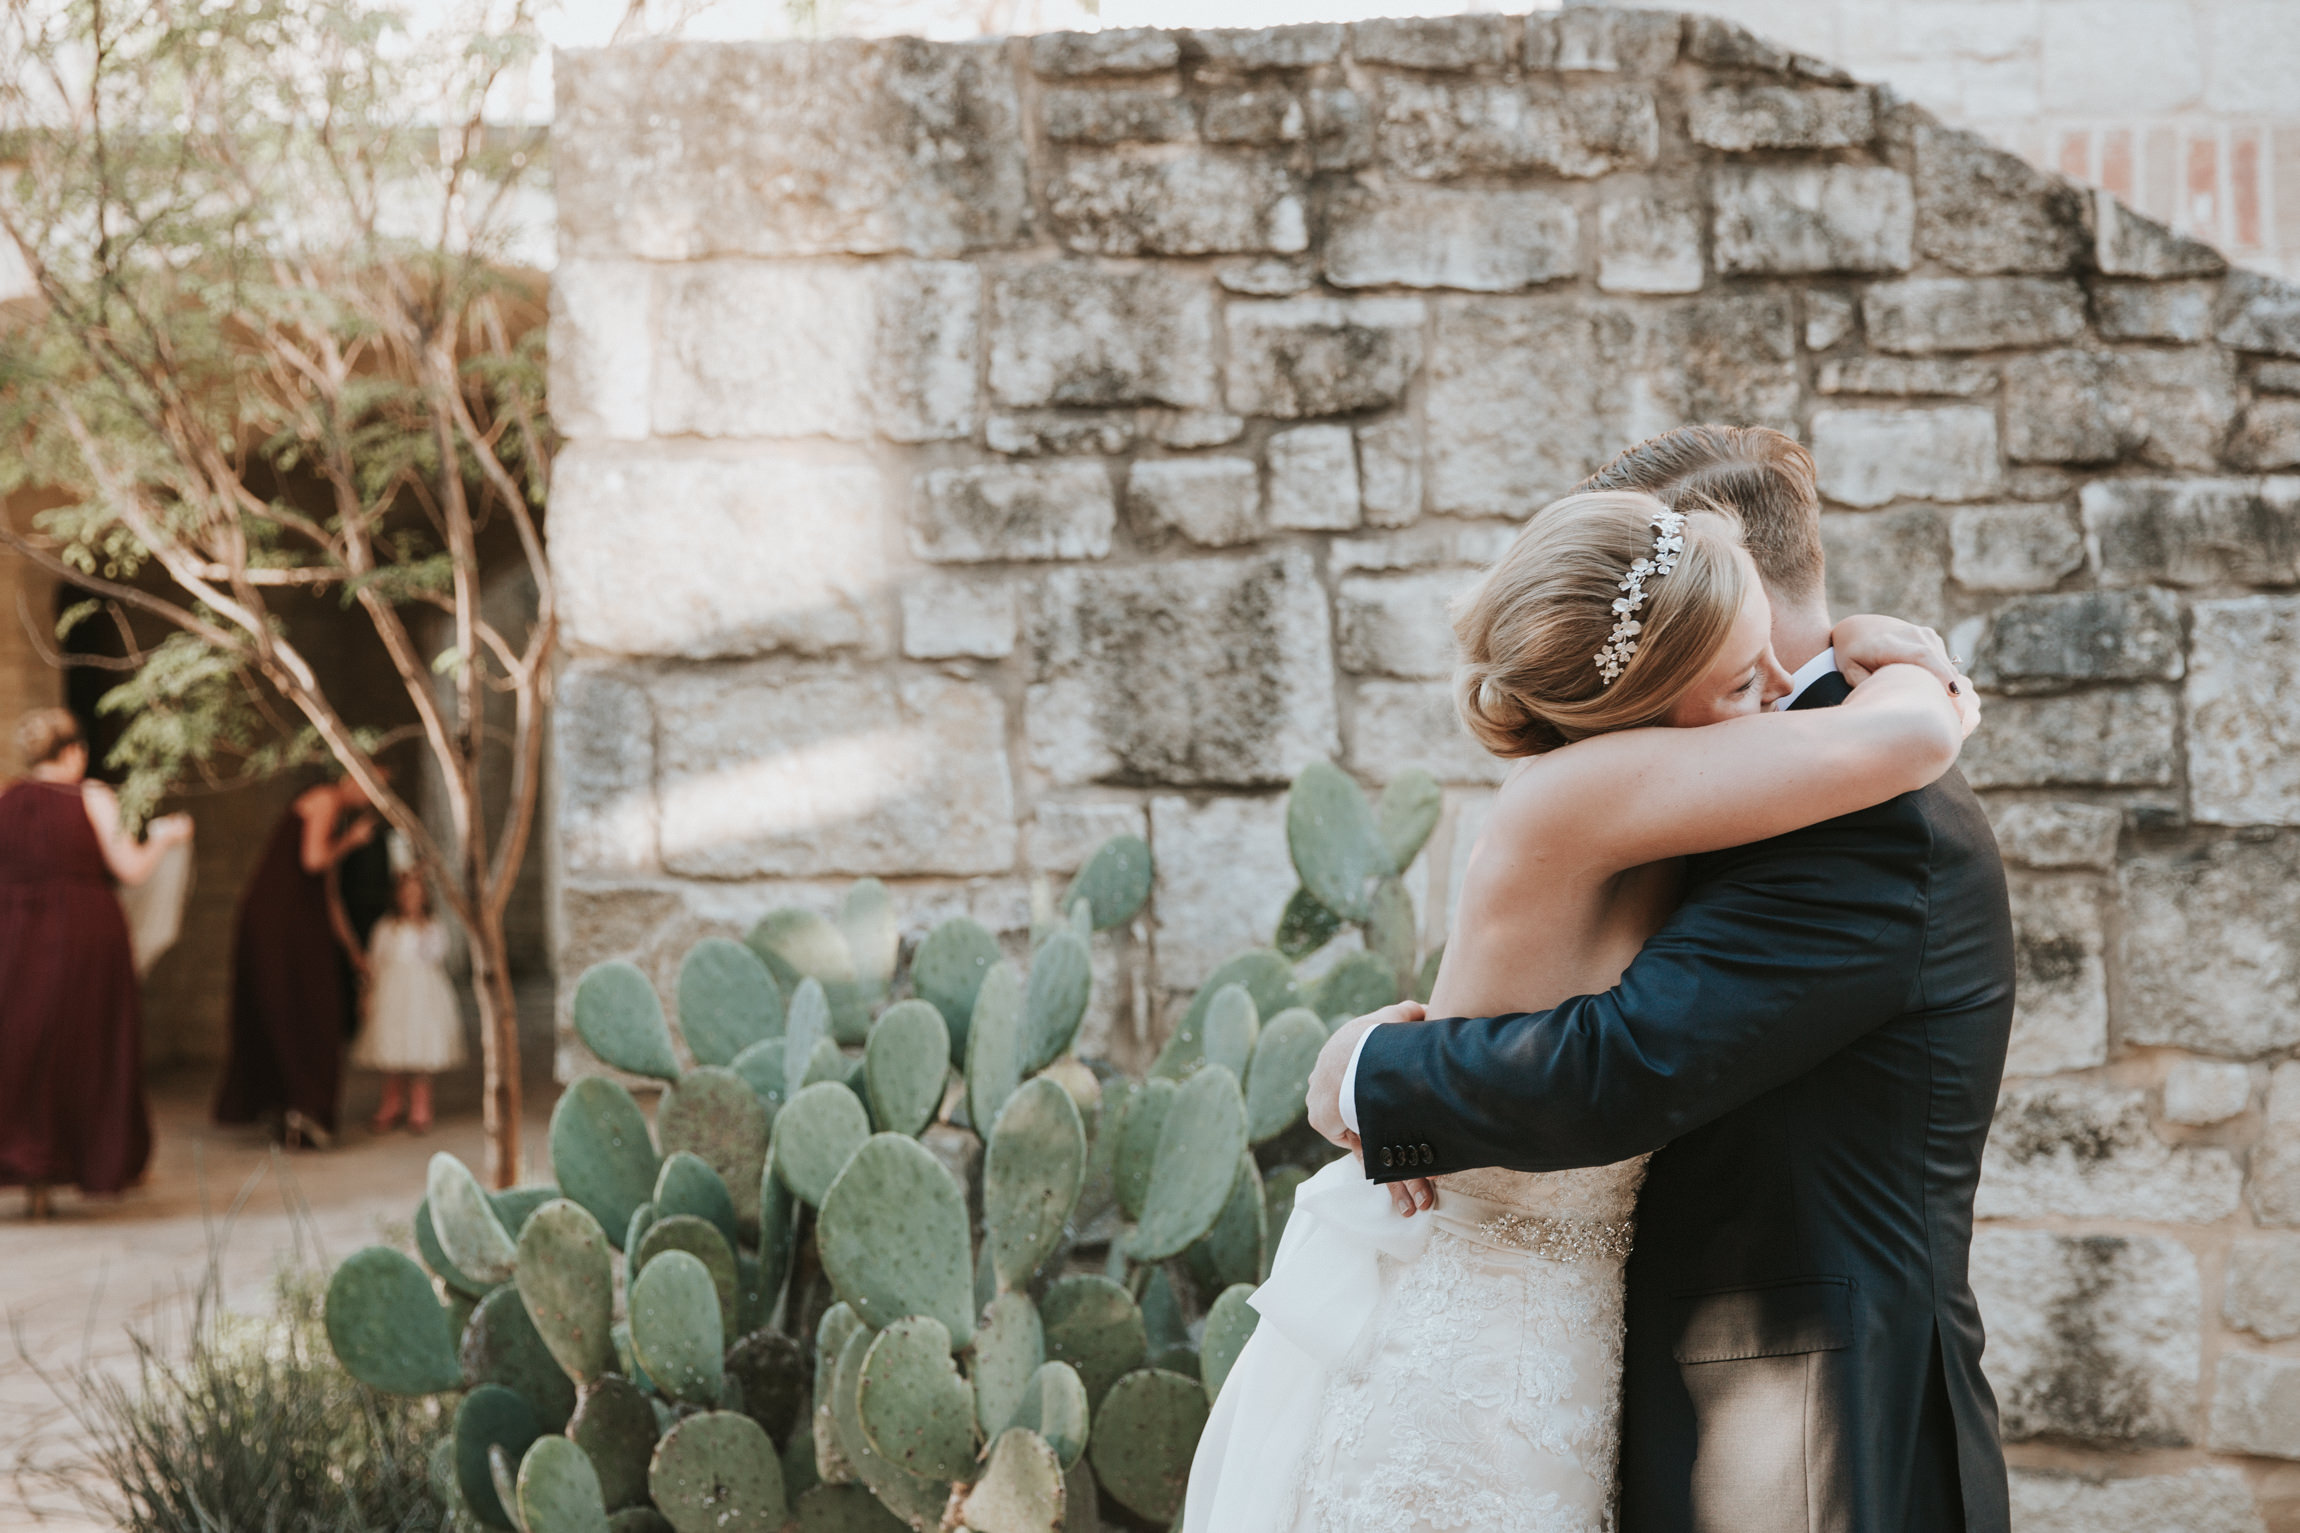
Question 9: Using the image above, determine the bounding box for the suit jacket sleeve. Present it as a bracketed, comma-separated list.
[1352, 801, 1935, 1182]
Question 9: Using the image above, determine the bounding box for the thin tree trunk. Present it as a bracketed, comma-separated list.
[468, 903, 524, 1188]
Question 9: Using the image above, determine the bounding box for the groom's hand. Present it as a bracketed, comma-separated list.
[1308, 1000, 1427, 1144]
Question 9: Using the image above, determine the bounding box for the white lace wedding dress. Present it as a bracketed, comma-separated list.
[1186, 1153, 1648, 1533]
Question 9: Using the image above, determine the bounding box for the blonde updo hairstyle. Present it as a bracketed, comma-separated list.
[13, 708, 84, 773]
[1453, 491, 1751, 757]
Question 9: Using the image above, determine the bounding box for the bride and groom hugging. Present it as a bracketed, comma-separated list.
[1185, 425, 2016, 1533]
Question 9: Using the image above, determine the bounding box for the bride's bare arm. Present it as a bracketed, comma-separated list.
[1512, 662, 1972, 875]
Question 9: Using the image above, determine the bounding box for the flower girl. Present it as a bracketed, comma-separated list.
[352, 869, 465, 1133]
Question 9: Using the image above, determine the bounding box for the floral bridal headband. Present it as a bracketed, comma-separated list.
[1593, 508, 1687, 686]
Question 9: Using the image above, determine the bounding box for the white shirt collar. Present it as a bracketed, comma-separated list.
[1775, 645, 1839, 712]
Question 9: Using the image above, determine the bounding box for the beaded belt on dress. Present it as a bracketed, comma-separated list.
[1431, 1187, 1636, 1264]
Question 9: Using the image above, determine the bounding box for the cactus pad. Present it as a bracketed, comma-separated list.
[461, 1285, 576, 1431]
[514, 1198, 616, 1384]
[1243, 1006, 1327, 1145]
[814, 1304, 863, 1487]
[608, 1511, 676, 1533]
[970, 1291, 1044, 1442]
[1154, 951, 1303, 1080]
[1416, 944, 1443, 1004]
[573, 961, 683, 1081]
[1065, 834, 1152, 931]
[652, 1151, 739, 1254]
[1304, 949, 1396, 1027]
[965, 960, 1024, 1132]
[910, 916, 999, 1059]
[1088, 1370, 1208, 1523]
[726, 1330, 808, 1446]
[983, 1078, 1087, 1292]
[549, 1076, 662, 1250]
[863, 1000, 950, 1139]
[648, 1411, 788, 1533]
[729, 1036, 788, 1120]
[1262, 1165, 1310, 1264]
[960, 1428, 1065, 1533]
[570, 1375, 659, 1511]
[492, 1186, 562, 1241]
[1130, 1066, 1249, 1262]
[1112, 1077, 1174, 1222]
[839, 879, 900, 1021]
[1367, 877, 1417, 994]
[830, 1323, 954, 1531]
[678, 938, 784, 1068]
[1287, 761, 1388, 921]
[413, 1196, 489, 1299]
[1200, 985, 1258, 1080]
[1012, 1363, 1089, 1470]
[793, 1485, 908, 1533]
[856, 1315, 978, 1480]
[770, 1081, 871, 1207]
[1039, 1275, 1147, 1411]
[749, 908, 867, 1044]
[1021, 931, 1092, 1074]
[1376, 769, 1442, 874]
[628, 1250, 726, 1406]
[516, 1433, 609, 1533]
[633, 1215, 740, 1343]
[757, 1150, 797, 1307]
[1274, 887, 1344, 961]
[323, 1245, 464, 1395]
[783, 977, 833, 1093]
[1182, 1153, 1264, 1292]
[1199, 1285, 1260, 1404]
[455, 1384, 540, 1531]
[428, 1152, 519, 1286]
[656, 1067, 771, 1237]
[816, 1133, 975, 1346]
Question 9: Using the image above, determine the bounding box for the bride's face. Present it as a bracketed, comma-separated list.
[1663, 551, 1794, 727]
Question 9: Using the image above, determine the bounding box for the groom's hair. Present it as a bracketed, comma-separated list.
[1574, 427, 1825, 601]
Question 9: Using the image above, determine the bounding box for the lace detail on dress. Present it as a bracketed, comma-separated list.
[1285, 1159, 1647, 1533]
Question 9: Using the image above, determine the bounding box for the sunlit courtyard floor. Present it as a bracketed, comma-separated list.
[0, 1013, 559, 1530]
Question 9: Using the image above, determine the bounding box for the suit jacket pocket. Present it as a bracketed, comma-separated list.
[1673, 1277, 1853, 1364]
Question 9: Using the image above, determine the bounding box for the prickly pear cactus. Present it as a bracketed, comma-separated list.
[322, 832, 1371, 1533]
[1276, 761, 1444, 1008]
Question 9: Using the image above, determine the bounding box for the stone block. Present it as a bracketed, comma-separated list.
[1811, 408, 2000, 507]
[1024, 550, 1337, 788]
[2216, 271, 2300, 360]
[1042, 87, 1193, 144]
[1030, 28, 1181, 77]
[2083, 477, 2300, 588]
[1528, 8, 1682, 73]
[1710, 165, 1915, 276]
[1198, 89, 1303, 146]
[1815, 358, 1995, 396]
[899, 574, 1016, 660]
[1960, 688, 2180, 789]
[1224, 298, 1426, 419]
[1218, 259, 1315, 297]
[986, 414, 1136, 457]
[1375, 78, 1659, 181]
[1335, 572, 1463, 680]
[555, 41, 1026, 261]
[2094, 194, 2227, 278]
[1820, 507, 1948, 630]
[549, 259, 652, 441]
[556, 666, 658, 877]
[914, 462, 1116, 564]
[1151, 411, 1245, 449]
[1687, 85, 1875, 151]
[1427, 294, 1798, 514]
[2189, 598, 2300, 825]
[1307, 88, 1373, 170]
[1125, 457, 1262, 548]
[1978, 588, 2184, 689]
[1333, 524, 1516, 574]
[1146, 793, 1295, 992]
[2231, 400, 2300, 471]
[1349, 15, 1508, 70]
[1268, 425, 1362, 532]
[652, 666, 1016, 878]
[1025, 800, 1148, 875]
[1596, 184, 1704, 295]
[2225, 1234, 2300, 1339]
[2163, 1059, 2252, 1126]
[1327, 186, 1580, 293]
[1949, 503, 2084, 592]
[1804, 290, 1857, 351]
[1045, 150, 1304, 257]
[652, 260, 979, 443]
[2003, 875, 2110, 1076]
[554, 444, 890, 659]
[2263, 1066, 2300, 1226]
[988, 264, 1219, 410]
[2093, 279, 2218, 343]
[1984, 800, 2121, 870]
[1910, 119, 2090, 275]
[1968, 1228, 2200, 1446]
[1188, 24, 1342, 70]
[2257, 361, 2300, 395]
[2208, 1352, 2300, 1460]
[2008, 1468, 2265, 1533]
[2119, 836, 2300, 1058]
[1357, 419, 1423, 528]
[1678, 14, 1798, 72]
[1980, 1079, 2242, 1221]
[1348, 679, 1504, 786]
[1859, 277, 2086, 355]
[557, 883, 683, 982]
[2004, 348, 2237, 470]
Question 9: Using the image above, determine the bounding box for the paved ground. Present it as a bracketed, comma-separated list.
[0, 1061, 560, 1531]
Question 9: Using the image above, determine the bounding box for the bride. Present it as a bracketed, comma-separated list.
[1185, 490, 1976, 1533]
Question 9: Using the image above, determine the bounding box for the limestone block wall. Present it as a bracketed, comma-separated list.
[550, 12, 2300, 1522]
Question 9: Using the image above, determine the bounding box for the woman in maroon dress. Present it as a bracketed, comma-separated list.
[211, 773, 378, 1147]
[0, 709, 193, 1218]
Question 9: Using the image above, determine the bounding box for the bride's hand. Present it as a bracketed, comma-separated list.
[1831, 614, 1960, 692]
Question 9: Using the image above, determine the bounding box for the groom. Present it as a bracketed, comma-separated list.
[1309, 426, 2015, 1533]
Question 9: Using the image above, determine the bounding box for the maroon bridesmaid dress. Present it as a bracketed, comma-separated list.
[212, 799, 346, 1136]
[0, 779, 152, 1195]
